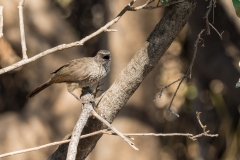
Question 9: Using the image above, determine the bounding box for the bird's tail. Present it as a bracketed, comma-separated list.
[26, 81, 52, 98]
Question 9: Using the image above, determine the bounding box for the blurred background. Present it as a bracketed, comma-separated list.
[0, 0, 239, 159]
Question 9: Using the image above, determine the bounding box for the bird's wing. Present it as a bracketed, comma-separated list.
[50, 58, 92, 83]
[51, 63, 70, 74]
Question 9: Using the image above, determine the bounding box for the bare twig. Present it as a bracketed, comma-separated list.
[155, 0, 214, 116]
[156, 29, 205, 117]
[0, 111, 218, 158]
[0, 131, 194, 158]
[67, 87, 94, 160]
[196, 112, 206, 131]
[129, 0, 155, 11]
[18, 0, 27, 59]
[0, 6, 3, 38]
[0, 129, 109, 159]
[91, 110, 139, 150]
[0, 139, 71, 158]
[212, 0, 216, 24]
[188, 29, 206, 78]
[190, 112, 218, 140]
[168, 30, 205, 115]
[154, 75, 186, 101]
[0, 129, 217, 159]
[209, 22, 224, 40]
[104, 29, 118, 32]
[203, 0, 213, 35]
[0, 0, 139, 75]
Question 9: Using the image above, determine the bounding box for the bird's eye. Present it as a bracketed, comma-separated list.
[103, 55, 110, 60]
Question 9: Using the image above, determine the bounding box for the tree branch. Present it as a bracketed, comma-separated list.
[203, 0, 213, 35]
[0, 0, 138, 74]
[18, 0, 27, 60]
[66, 87, 94, 160]
[0, 109, 219, 159]
[91, 110, 138, 150]
[0, 6, 3, 38]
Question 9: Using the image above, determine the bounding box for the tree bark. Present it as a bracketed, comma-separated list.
[49, 0, 197, 159]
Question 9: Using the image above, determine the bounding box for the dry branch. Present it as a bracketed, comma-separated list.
[66, 87, 94, 160]
[0, 110, 218, 159]
[0, 0, 156, 74]
[156, 0, 222, 116]
[91, 110, 138, 150]
[0, 6, 3, 38]
[18, 0, 27, 59]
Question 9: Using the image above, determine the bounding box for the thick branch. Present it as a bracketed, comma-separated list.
[49, 0, 197, 159]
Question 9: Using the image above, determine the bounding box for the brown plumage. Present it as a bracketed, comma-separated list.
[26, 50, 111, 99]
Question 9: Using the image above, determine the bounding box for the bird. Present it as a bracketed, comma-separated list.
[26, 50, 111, 99]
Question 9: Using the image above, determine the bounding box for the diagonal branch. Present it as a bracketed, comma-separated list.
[0, 0, 147, 74]
[91, 110, 138, 150]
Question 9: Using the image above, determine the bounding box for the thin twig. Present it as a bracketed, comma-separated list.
[212, 0, 216, 24]
[154, 75, 186, 101]
[0, 130, 210, 158]
[0, 111, 218, 158]
[91, 110, 139, 150]
[129, 0, 155, 11]
[0, 6, 3, 38]
[203, 0, 213, 35]
[0, 129, 217, 158]
[157, 29, 205, 117]
[188, 29, 206, 78]
[155, 0, 213, 116]
[0, 129, 108, 159]
[191, 112, 218, 140]
[18, 0, 27, 59]
[107, 131, 192, 137]
[209, 22, 224, 40]
[168, 30, 205, 115]
[104, 29, 118, 32]
[196, 112, 206, 131]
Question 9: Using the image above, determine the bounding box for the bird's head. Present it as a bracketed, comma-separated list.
[95, 50, 111, 65]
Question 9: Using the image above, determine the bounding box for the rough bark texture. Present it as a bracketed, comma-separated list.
[49, 0, 197, 159]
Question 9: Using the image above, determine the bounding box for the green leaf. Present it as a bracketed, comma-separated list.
[157, 0, 169, 6]
[161, 0, 169, 5]
[236, 79, 240, 88]
[232, 0, 240, 8]
[232, 0, 240, 17]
